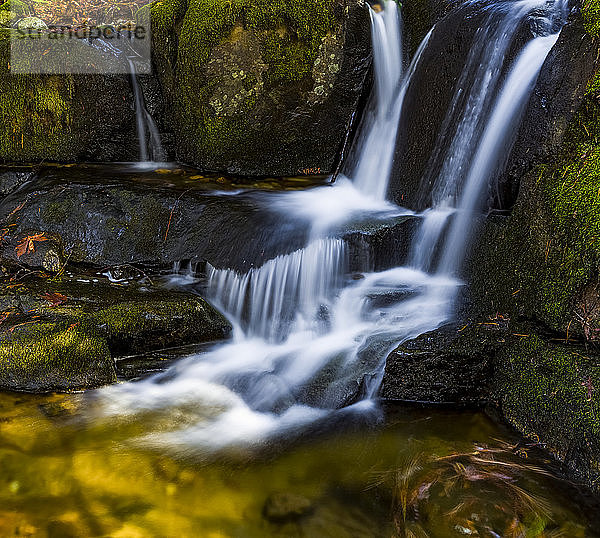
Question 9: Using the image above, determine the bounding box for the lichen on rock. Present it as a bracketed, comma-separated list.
[147, 0, 371, 175]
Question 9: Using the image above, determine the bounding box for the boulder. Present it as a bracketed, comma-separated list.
[0, 165, 418, 273]
[0, 270, 232, 391]
[496, 11, 600, 209]
[0, 28, 139, 163]
[382, 324, 499, 405]
[148, 0, 372, 176]
[263, 492, 314, 523]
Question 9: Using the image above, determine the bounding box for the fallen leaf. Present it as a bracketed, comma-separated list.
[15, 233, 50, 258]
[43, 292, 68, 307]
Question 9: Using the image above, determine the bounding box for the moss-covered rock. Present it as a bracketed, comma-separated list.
[146, 0, 371, 175]
[0, 0, 29, 27]
[0, 322, 115, 392]
[494, 334, 600, 487]
[0, 270, 232, 392]
[0, 29, 139, 163]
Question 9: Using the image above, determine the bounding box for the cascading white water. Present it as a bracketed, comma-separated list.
[127, 59, 166, 163]
[437, 31, 562, 277]
[93, 0, 567, 452]
[207, 238, 347, 342]
[349, 3, 430, 200]
[411, 0, 568, 274]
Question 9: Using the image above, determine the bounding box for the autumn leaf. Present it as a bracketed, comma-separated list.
[43, 292, 68, 307]
[15, 233, 50, 258]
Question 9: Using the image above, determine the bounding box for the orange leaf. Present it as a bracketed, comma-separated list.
[43, 292, 68, 307]
[15, 233, 50, 258]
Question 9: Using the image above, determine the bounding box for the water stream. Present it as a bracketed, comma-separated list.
[92, 0, 567, 454]
[127, 58, 165, 163]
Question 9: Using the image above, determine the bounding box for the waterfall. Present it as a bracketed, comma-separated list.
[127, 59, 165, 163]
[349, 1, 424, 200]
[437, 31, 562, 277]
[92, 0, 567, 452]
[207, 238, 347, 342]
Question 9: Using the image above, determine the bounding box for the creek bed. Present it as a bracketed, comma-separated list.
[0, 394, 597, 537]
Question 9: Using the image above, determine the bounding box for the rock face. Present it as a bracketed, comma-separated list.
[382, 324, 498, 405]
[0, 28, 139, 163]
[147, 0, 371, 176]
[0, 165, 418, 273]
[0, 269, 232, 392]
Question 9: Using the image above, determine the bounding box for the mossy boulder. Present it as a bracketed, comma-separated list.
[0, 29, 139, 163]
[0, 321, 115, 392]
[493, 334, 600, 487]
[0, 271, 232, 392]
[0, 1, 29, 27]
[146, 0, 371, 175]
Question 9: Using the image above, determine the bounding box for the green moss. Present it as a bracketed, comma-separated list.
[0, 0, 29, 19]
[0, 321, 115, 391]
[0, 30, 75, 161]
[149, 0, 336, 162]
[583, 0, 600, 37]
[472, 63, 600, 334]
[497, 335, 600, 480]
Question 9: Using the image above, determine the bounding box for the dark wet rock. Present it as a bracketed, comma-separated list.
[263, 492, 314, 523]
[0, 167, 418, 273]
[402, 0, 454, 56]
[148, 0, 371, 176]
[466, 23, 600, 338]
[382, 324, 501, 405]
[1, 230, 65, 273]
[0, 169, 34, 195]
[341, 215, 420, 272]
[0, 270, 231, 392]
[381, 318, 600, 491]
[0, 29, 138, 163]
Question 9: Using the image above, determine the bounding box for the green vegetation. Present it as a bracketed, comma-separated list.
[496, 335, 600, 480]
[148, 0, 337, 164]
[0, 30, 76, 161]
[583, 0, 600, 36]
[0, 321, 115, 391]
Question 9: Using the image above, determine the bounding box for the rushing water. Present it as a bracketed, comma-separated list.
[87, 0, 568, 455]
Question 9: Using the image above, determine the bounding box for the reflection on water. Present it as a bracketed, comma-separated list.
[0, 392, 597, 537]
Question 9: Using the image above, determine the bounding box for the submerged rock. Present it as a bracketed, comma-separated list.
[147, 0, 371, 176]
[263, 492, 314, 523]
